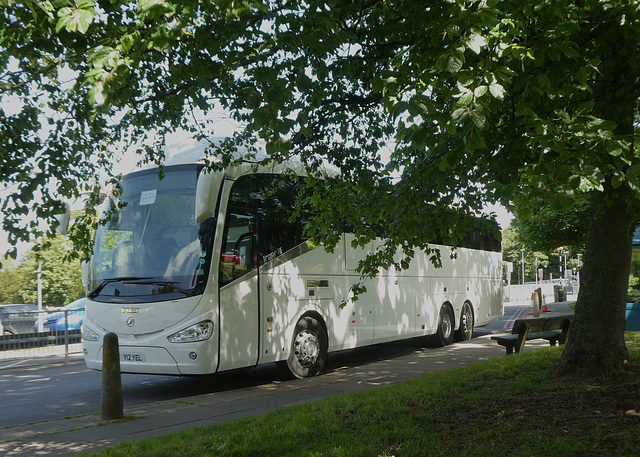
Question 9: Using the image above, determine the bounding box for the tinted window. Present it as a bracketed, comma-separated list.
[220, 211, 256, 286]
[227, 174, 309, 264]
[457, 218, 502, 252]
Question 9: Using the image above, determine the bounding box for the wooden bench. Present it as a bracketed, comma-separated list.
[491, 315, 572, 355]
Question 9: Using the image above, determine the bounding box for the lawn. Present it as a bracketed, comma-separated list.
[90, 334, 640, 457]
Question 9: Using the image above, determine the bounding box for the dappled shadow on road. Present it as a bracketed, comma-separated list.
[119, 336, 469, 404]
[317, 335, 513, 389]
[137, 334, 511, 403]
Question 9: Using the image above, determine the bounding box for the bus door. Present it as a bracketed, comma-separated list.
[217, 211, 260, 371]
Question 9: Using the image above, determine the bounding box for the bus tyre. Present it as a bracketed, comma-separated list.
[456, 302, 474, 341]
[434, 305, 454, 347]
[283, 316, 328, 379]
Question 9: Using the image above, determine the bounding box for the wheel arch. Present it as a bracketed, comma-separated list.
[434, 301, 455, 346]
[441, 301, 455, 322]
[299, 310, 328, 338]
[456, 299, 475, 330]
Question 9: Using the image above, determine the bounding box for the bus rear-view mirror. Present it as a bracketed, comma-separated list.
[195, 171, 223, 222]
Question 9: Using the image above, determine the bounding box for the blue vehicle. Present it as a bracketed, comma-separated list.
[41, 298, 85, 332]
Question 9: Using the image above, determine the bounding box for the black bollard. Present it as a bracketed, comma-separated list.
[101, 332, 124, 420]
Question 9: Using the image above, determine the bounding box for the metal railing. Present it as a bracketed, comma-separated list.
[0, 308, 84, 367]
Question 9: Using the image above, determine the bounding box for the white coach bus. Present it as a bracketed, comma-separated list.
[82, 142, 503, 378]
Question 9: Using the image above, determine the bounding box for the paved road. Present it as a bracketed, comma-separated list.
[0, 301, 532, 429]
[477, 300, 530, 335]
[1, 353, 301, 428]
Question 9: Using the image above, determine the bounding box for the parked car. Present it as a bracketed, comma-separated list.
[0, 304, 38, 335]
[41, 298, 85, 332]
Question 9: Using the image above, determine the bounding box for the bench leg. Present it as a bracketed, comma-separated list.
[505, 344, 514, 355]
[543, 337, 559, 346]
[515, 333, 528, 353]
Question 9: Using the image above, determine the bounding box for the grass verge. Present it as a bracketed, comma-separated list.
[90, 334, 640, 457]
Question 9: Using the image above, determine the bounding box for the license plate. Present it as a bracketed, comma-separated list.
[121, 353, 146, 362]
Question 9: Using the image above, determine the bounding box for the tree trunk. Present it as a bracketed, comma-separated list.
[551, 6, 639, 378]
[551, 181, 633, 377]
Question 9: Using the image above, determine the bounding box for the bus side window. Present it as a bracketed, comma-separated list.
[226, 173, 311, 267]
[220, 212, 256, 286]
[256, 175, 308, 264]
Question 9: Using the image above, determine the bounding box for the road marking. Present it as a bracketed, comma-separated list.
[503, 307, 526, 330]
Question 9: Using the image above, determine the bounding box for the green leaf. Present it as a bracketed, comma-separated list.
[607, 142, 623, 157]
[55, 2, 96, 34]
[447, 51, 464, 73]
[452, 107, 468, 122]
[611, 174, 624, 188]
[38, 1, 56, 20]
[554, 109, 571, 122]
[458, 91, 474, 105]
[471, 106, 486, 129]
[140, 0, 176, 19]
[528, 174, 546, 189]
[76, 10, 93, 34]
[626, 164, 640, 181]
[474, 85, 488, 98]
[568, 175, 581, 190]
[489, 83, 505, 100]
[537, 74, 551, 88]
[439, 153, 451, 171]
[467, 33, 486, 54]
[55, 7, 73, 33]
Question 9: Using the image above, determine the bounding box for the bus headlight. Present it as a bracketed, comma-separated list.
[168, 321, 213, 343]
[82, 324, 100, 342]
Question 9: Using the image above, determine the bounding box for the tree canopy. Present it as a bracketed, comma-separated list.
[514, 198, 590, 253]
[2, 0, 639, 376]
[0, 235, 84, 307]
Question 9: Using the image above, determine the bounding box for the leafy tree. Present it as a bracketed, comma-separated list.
[18, 236, 84, 307]
[2, 1, 639, 376]
[501, 227, 528, 284]
[507, 196, 588, 283]
[0, 258, 27, 303]
[515, 198, 590, 253]
[502, 226, 553, 284]
[0, 237, 83, 307]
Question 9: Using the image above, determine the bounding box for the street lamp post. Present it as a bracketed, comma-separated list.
[576, 253, 582, 289]
[37, 260, 43, 332]
[521, 248, 525, 285]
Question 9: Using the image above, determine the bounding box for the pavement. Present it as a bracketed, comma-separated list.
[0, 302, 574, 457]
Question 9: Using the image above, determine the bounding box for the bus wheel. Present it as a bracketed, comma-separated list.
[284, 316, 328, 379]
[456, 302, 474, 341]
[434, 305, 454, 347]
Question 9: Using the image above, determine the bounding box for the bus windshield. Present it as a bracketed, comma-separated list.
[89, 165, 216, 303]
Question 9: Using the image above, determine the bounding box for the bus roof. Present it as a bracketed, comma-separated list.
[136, 137, 321, 179]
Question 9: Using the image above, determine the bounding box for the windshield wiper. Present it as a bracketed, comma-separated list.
[103, 277, 153, 283]
[90, 277, 153, 297]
